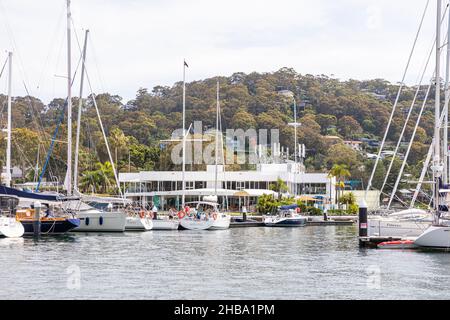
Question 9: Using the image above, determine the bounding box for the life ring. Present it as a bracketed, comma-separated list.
[178, 211, 186, 219]
[212, 213, 218, 220]
[139, 210, 145, 219]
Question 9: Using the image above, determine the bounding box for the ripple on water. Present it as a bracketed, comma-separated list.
[1, 226, 450, 299]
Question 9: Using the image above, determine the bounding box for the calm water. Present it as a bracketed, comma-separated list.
[1, 226, 450, 300]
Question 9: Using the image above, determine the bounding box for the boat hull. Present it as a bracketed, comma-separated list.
[179, 218, 213, 230]
[73, 210, 126, 232]
[125, 217, 153, 231]
[264, 217, 307, 227]
[152, 219, 179, 230]
[20, 218, 80, 235]
[414, 225, 450, 249]
[210, 214, 231, 230]
[368, 219, 430, 237]
[0, 217, 25, 238]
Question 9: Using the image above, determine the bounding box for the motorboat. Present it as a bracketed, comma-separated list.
[368, 208, 432, 237]
[0, 196, 24, 238]
[264, 204, 307, 227]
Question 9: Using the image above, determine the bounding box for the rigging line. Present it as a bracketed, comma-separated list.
[381, 26, 444, 195]
[0, 55, 8, 79]
[388, 76, 434, 209]
[35, 53, 84, 192]
[36, 1, 66, 92]
[365, 0, 431, 198]
[0, 0, 34, 97]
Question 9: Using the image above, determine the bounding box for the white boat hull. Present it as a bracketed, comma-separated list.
[368, 218, 430, 237]
[414, 225, 450, 248]
[72, 210, 126, 232]
[179, 218, 214, 230]
[0, 217, 24, 238]
[210, 214, 231, 230]
[125, 216, 153, 231]
[152, 219, 180, 230]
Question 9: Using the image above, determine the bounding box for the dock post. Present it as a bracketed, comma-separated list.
[358, 199, 368, 246]
[33, 201, 42, 237]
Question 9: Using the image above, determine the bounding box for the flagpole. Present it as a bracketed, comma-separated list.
[182, 60, 187, 208]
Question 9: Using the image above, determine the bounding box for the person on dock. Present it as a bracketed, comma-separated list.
[152, 205, 158, 220]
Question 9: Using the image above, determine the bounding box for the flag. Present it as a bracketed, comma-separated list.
[184, 60, 189, 68]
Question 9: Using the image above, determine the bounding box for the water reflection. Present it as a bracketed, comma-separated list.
[1, 226, 450, 299]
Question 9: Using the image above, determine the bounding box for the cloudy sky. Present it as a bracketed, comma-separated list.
[0, 0, 442, 103]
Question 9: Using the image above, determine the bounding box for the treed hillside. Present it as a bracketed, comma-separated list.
[0, 67, 437, 193]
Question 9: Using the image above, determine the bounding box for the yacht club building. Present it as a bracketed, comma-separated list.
[119, 163, 336, 212]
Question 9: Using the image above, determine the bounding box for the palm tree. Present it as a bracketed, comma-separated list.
[328, 164, 351, 209]
[270, 177, 289, 201]
[79, 161, 116, 194]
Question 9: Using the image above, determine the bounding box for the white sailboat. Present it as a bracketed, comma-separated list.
[209, 80, 231, 230]
[67, 21, 126, 232]
[414, 0, 450, 249]
[365, 1, 439, 237]
[177, 61, 214, 230]
[0, 53, 24, 238]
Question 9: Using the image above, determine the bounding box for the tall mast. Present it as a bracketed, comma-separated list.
[215, 80, 220, 197]
[444, 4, 450, 184]
[182, 60, 187, 207]
[74, 29, 89, 190]
[6, 52, 12, 187]
[66, 0, 73, 195]
[434, 0, 442, 214]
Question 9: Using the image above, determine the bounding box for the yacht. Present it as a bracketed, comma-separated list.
[70, 198, 127, 232]
[264, 204, 307, 227]
[368, 208, 432, 237]
[125, 208, 153, 231]
[179, 202, 216, 230]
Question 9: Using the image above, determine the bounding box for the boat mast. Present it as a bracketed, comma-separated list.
[66, 0, 73, 195]
[74, 29, 89, 191]
[6, 51, 12, 187]
[444, 4, 450, 184]
[215, 80, 220, 198]
[182, 60, 187, 208]
[433, 0, 442, 217]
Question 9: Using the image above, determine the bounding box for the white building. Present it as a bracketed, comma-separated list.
[119, 163, 336, 213]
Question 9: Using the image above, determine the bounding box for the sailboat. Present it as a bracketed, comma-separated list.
[410, 0, 450, 249]
[208, 80, 231, 230]
[67, 26, 128, 232]
[365, 1, 442, 238]
[0, 52, 24, 238]
[178, 61, 214, 230]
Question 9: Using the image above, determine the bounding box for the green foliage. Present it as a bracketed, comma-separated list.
[0, 68, 436, 189]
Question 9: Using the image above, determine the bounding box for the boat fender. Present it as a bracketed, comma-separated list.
[296, 207, 301, 213]
[178, 211, 186, 219]
[212, 213, 218, 220]
[85, 217, 90, 226]
[99, 216, 103, 225]
[139, 210, 145, 219]
[184, 206, 190, 213]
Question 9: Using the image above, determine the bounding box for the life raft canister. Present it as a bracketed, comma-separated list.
[178, 211, 186, 219]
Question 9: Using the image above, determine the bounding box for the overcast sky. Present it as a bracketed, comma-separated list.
[0, 0, 442, 103]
